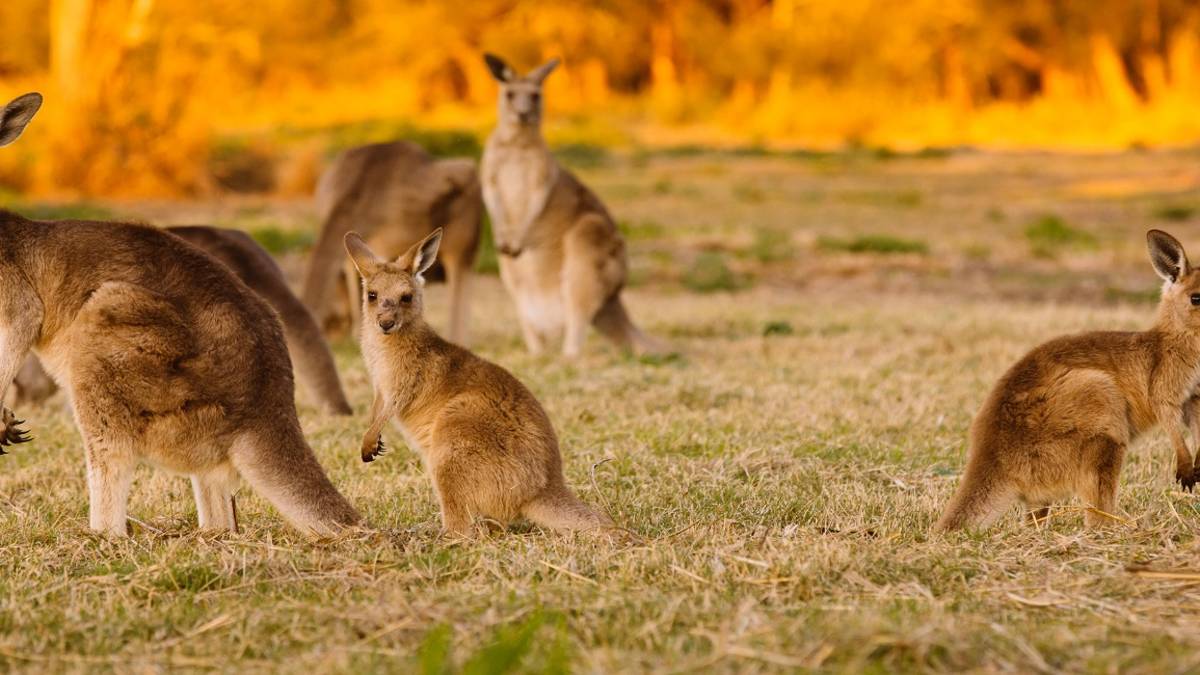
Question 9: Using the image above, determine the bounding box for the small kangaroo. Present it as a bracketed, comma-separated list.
[936, 229, 1200, 531]
[302, 141, 481, 343]
[10, 226, 354, 416]
[0, 93, 360, 536]
[481, 54, 662, 358]
[345, 229, 613, 536]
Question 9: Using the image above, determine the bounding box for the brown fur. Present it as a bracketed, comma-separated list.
[345, 229, 613, 537]
[481, 54, 665, 358]
[0, 93, 359, 536]
[11, 226, 354, 416]
[302, 141, 481, 343]
[935, 230, 1200, 531]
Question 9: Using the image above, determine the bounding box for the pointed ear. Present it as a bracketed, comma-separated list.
[400, 228, 442, 280]
[0, 93, 43, 147]
[1148, 229, 1190, 283]
[528, 57, 560, 83]
[484, 53, 515, 83]
[344, 232, 382, 277]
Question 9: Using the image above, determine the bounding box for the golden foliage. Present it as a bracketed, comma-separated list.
[2, 0, 1200, 196]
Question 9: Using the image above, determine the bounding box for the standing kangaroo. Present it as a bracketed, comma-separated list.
[481, 54, 662, 358]
[10, 225, 354, 415]
[302, 141, 481, 343]
[0, 93, 360, 536]
[936, 230, 1200, 531]
[345, 229, 613, 536]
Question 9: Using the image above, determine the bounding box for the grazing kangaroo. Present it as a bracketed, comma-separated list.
[481, 53, 662, 358]
[0, 93, 360, 536]
[936, 229, 1200, 531]
[11, 226, 354, 415]
[345, 229, 613, 536]
[302, 141, 481, 343]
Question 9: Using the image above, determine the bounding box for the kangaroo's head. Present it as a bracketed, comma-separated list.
[1148, 229, 1200, 331]
[344, 229, 442, 336]
[484, 53, 559, 130]
[0, 93, 42, 147]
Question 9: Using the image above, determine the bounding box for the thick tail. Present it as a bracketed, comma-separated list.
[933, 458, 1015, 532]
[272, 294, 353, 415]
[522, 487, 613, 532]
[301, 188, 365, 325]
[231, 424, 361, 536]
[593, 295, 670, 356]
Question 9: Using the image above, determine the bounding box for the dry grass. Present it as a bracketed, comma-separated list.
[2, 149, 1200, 672]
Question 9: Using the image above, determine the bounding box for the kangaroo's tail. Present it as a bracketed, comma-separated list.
[593, 294, 670, 356]
[301, 177, 368, 323]
[933, 453, 1015, 532]
[267, 287, 353, 415]
[522, 487, 613, 532]
[231, 423, 361, 536]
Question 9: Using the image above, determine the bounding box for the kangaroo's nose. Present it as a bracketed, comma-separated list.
[378, 319, 396, 333]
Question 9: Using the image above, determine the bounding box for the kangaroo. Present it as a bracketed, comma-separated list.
[345, 229, 613, 536]
[0, 93, 360, 536]
[481, 54, 663, 358]
[936, 229, 1200, 531]
[301, 141, 481, 343]
[10, 226, 354, 415]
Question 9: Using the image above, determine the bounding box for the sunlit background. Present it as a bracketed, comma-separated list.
[1, 0, 1199, 197]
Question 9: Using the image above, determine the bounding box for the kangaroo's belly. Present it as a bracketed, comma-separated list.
[499, 252, 564, 335]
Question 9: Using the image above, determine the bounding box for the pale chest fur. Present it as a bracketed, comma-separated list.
[483, 144, 557, 232]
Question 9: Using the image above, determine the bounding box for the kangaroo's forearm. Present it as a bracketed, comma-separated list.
[360, 393, 392, 462]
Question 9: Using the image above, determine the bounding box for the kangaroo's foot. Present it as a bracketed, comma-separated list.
[1177, 463, 1196, 492]
[362, 434, 386, 463]
[0, 407, 31, 450]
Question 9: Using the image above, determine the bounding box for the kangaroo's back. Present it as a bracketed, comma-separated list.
[168, 225, 353, 414]
[304, 141, 480, 341]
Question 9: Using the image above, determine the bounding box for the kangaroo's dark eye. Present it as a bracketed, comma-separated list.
[1191, 293, 1200, 306]
[506, 91, 514, 101]
[531, 92, 540, 104]
[367, 291, 377, 302]
[400, 293, 413, 304]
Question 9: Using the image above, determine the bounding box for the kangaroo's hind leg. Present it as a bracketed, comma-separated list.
[191, 462, 240, 532]
[1079, 435, 1126, 528]
[83, 437, 136, 536]
[561, 217, 626, 358]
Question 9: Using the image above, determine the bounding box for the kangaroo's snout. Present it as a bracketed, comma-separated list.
[378, 318, 397, 334]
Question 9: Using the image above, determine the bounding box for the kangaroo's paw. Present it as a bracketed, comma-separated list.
[0, 408, 31, 450]
[1177, 465, 1196, 492]
[362, 434, 386, 463]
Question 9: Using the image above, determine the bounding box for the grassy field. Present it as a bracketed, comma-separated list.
[2, 148, 1200, 672]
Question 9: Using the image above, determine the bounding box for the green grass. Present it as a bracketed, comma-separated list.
[247, 225, 315, 255]
[1, 201, 117, 221]
[682, 251, 743, 292]
[1152, 203, 1196, 222]
[473, 214, 500, 276]
[817, 234, 929, 255]
[1024, 214, 1097, 257]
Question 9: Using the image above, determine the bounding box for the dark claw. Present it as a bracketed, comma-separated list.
[362, 435, 385, 463]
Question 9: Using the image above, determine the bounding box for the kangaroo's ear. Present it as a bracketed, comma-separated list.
[402, 228, 443, 281]
[0, 93, 43, 147]
[528, 57, 560, 83]
[344, 232, 382, 277]
[1148, 229, 1190, 283]
[484, 53, 515, 83]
